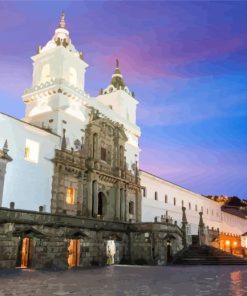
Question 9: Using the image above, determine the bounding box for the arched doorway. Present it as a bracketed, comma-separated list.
[16, 237, 31, 268]
[98, 192, 106, 217]
[167, 240, 172, 263]
[106, 240, 116, 265]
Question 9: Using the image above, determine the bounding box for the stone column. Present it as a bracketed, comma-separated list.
[115, 183, 120, 220]
[0, 141, 12, 207]
[120, 189, 125, 221]
[87, 180, 93, 217]
[124, 190, 127, 222]
[92, 180, 98, 217]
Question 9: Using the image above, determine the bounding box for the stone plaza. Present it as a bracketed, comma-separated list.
[0, 265, 247, 296]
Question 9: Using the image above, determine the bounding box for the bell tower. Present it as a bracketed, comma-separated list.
[23, 13, 89, 144]
[97, 60, 140, 171]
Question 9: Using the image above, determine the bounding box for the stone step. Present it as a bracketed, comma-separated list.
[173, 245, 247, 265]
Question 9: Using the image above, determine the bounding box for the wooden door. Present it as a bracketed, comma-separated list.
[68, 239, 80, 267]
[21, 238, 30, 268]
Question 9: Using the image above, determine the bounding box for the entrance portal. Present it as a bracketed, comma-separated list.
[106, 240, 116, 265]
[68, 239, 80, 267]
[20, 237, 30, 268]
[167, 240, 172, 263]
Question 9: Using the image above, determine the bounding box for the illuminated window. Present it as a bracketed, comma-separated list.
[24, 139, 39, 163]
[155, 192, 158, 201]
[129, 201, 134, 215]
[165, 195, 168, 203]
[66, 187, 75, 205]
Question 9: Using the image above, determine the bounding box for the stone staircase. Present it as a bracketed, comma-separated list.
[173, 245, 247, 265]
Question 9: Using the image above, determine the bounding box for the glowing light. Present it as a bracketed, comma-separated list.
[233, 241, 237, 247]
[66, 187, 75, 205]
[225, 240, 230, 246]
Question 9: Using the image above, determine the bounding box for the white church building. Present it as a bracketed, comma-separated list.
[0, 14, 246, 244]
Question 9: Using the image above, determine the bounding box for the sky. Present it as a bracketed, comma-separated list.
[0, 1, 246, 198]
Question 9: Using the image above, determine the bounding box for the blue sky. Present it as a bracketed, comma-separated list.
[0, 1, 246, 198]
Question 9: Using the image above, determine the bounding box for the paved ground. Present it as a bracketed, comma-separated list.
[0, 265, 247, 296]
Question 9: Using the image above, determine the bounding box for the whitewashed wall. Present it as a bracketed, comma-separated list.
[0, 113, 60, 211]
[140, 170, 246, 235]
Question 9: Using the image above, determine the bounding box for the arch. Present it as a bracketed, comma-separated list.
[98, 192, 106, 216]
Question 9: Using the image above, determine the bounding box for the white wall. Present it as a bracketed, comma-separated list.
[140, 170, 246, 236]
[0, 113, 60, 211]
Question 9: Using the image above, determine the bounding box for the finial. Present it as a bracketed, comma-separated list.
[59, 11, 66, 29]
[3, 140, 9, 154]
[61, 129, 67, 150]
[116, 58, 119, 68]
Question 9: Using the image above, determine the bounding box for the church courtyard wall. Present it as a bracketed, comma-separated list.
[0, 207, 184, 269]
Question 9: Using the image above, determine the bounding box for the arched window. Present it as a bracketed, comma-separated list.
[129, 201, 134, 215]
[69, 67, 77, 86]
[164, 194, 168, 203]
[41, 64, 50, 83]
[195, 205, 198, 211]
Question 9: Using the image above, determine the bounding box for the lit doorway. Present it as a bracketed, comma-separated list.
[19, 237, 30, 268]
[106, 240, 116, 265]
[166, 240, 172, 263]
[68, 239, 80, 267]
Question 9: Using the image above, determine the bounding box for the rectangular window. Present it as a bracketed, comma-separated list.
[66, 187, 75, 205]
[101, 147, 107, 161]
[182, 200, 184, 207]
[195, 205, 198, 211]
[24, 139, 40, 163]
[189, 202, 191, 210]
[155, 192, 158, 201]
[173, 197, 176, 206]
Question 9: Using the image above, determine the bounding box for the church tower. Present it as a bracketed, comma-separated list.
[22, 13, 89, 148]
[97, 60, 140, 171]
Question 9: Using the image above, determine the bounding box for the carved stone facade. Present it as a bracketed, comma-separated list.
[51, 111, 142, 222]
